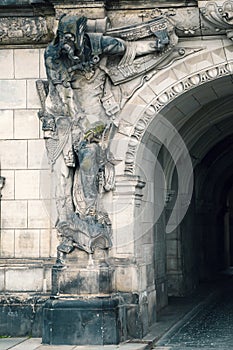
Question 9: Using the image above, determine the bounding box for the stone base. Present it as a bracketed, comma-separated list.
[51, 263, 113, 295]
[42, 297, 120, 345]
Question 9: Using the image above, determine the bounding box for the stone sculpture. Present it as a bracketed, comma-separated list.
[37, 13, 182, 263]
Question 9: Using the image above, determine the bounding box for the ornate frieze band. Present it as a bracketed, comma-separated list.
[2, 1, 233, 45]
[0, 16, 54, 45]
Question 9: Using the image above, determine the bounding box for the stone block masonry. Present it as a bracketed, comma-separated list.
[0, 48, 57, 291]
[1, 0, 231, 344]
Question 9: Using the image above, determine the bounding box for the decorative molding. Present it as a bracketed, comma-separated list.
[200, 0, 233, 29]
[114, 175, 146, 207]
[199, 0, 233, 38]
[105, 1, 197, 10]
[53, 1, 106, 19]
[106, 16, 168, 41]
[0, 16, 54, 45]
[124, 61, 233, 174]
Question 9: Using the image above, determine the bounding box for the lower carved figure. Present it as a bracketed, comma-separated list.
[39, 114, 114, 260]
[56, 122, 114, 257]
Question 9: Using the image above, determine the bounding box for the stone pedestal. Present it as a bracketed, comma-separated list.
[42, 297, 120, 345]
[42, 249, 119, 345]
[51, 263, 113, 296]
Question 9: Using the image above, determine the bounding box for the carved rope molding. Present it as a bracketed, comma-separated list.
[124, 61, 233, 175]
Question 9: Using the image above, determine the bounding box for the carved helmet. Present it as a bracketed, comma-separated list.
[55, 15, 87, 54]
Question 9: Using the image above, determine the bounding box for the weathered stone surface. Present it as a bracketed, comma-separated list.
[0, 80, 26, 109]
[1, 200, 27, 229]
[0, 110, 14, 139]
[15, 229, 40, 258]
[0, 294, 46, 337]
[14, 110, 40, 139]
[15, 49, 40, 79]
[51, 264, 113, 295]
[0, 15, 54, 46]
[1, 1, 233, 345]
[0, 230, 15, 258]
[0, 50, 14, 78]
[42, 298, 120, 345]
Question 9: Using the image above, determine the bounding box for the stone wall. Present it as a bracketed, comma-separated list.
[0, 48, 58, 293]
[1, 0, 233, 342]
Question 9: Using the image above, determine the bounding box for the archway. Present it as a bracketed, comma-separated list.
[111, 38, 233, 313]
[134, 79, 233, 308]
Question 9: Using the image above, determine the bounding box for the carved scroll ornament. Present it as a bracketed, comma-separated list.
[200, 0, 233, 38]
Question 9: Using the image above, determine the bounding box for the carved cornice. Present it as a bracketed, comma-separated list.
[124, 61, 232, 174]
[105, 1, 197, 10]
[51, 1, 106, 19]
[0, 1, 54, 16]
[2, 1, 233, 45]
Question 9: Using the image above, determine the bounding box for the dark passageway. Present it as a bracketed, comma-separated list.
[152, 78, 233, 349]
[154, 275, 233, 349]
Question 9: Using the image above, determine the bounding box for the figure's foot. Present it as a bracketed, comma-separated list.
[57, 238, 74, 254]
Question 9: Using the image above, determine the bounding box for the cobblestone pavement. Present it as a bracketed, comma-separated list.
[154, 277, 233, 350]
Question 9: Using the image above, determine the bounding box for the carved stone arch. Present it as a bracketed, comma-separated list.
[111, 40, 233, 186]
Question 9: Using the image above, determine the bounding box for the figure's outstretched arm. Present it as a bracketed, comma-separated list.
[101, 26, 178, 57]
[101, 36, 126, 55]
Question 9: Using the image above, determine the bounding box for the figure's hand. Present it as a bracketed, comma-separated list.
[153, 30, 169, 51]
